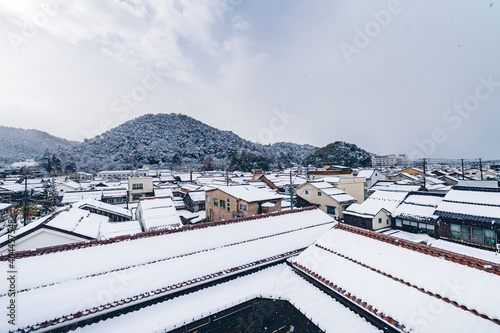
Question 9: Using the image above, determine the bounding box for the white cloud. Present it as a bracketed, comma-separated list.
[0, 0, 499, 159]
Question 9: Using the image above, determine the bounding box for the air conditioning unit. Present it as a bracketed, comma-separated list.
[497, 244, 500, 253]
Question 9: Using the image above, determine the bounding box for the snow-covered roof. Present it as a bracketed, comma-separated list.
[57, 180, 82, 190]
[174, 173, 201, 182]
[62, 191, 102, 204]
[381, 229, 500, 264]
[137, 197, 182, 231]
[292, 224, 500, 333]
[425, 176, 445, 185]
[180, 183, 203, 192]
[101, 220, 142, 238]
[275, 174, 308, 186]
[399, 172, 419, 181]
[393, 192, 444, 223]
[435, 186, 500, 223]
[11, 159, 39, 169]
[154, 187, 173, 198]
[171, 197, 186, 209]
[426, 184, 452, 192]
[187, 190, 205, 202]
[71, 264, 378, 333]
[48, 207, 111, 239]
[0, 183, 34, 193]
[0, 208, 335, 332]
[314, 176, 341, 183]
[308, 181, 357, 204]
[397, 167, 424, 174]
[457, 180, 500, 188]
[0, 204, 141, 252]
[403, 192, 443, 206]
[356, 169, 375, 179]
[79, 199, 132, 219]
[260, 174, 288, 188]
[345, 190, 408, 218]
[159, 175, 176, 182]
[0, 203, 13, 211]
[101, 189, 127, 198]
[300, 180, 357, 204]
[176, 209, 198, 220]
[371, 183, 421, 193]
[211, 185, 282, 202]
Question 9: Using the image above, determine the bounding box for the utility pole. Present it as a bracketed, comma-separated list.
[289, 170, 294, 209]
[226, 168, 229, 186]
[422, 158, 427, 191]
[51, 177, 58, 208]
[461, 159, 465, 180]
[23, 169, 28, 226]
[479, 158, 484, 180]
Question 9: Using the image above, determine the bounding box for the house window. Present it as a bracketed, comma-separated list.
[240, 204, 247, 211]
[305, 190, 309, 195]
[461, 225, 471, 241]
[318, 192, 321, 196]
[378, 218, 382, 224]
[451, 224, 496, 246]
[214, 198, 218, 207]
[220, 200, 225, 209]
[386, 219, 389, 225]
[132, 183, 143, 190]
[485, 229, 496, 246]
[227, 199, 230, 211]
[206, 195, 211, 203]
[326, 206, 336, 215]
[450, 224, 461, 238]
[133, 194, 141, 200]
[472, 227, 483, 244]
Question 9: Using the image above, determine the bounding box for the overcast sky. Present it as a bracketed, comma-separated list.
[0, 0, 499, 159]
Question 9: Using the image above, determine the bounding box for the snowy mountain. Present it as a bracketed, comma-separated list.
[1, 114, 374, 172]
[0, 126, 77, 165]
[54, 113, 317, 172]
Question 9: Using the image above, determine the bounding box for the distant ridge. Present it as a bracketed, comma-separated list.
[0, 113, 373, 172]
[0, 126, 77, 164]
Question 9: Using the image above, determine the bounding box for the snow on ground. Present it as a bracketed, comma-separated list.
[70, 265, 379, 333]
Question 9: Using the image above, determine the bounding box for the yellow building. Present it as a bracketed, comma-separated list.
[205, 185, 282, 221]
[128, 177, 154, 202]
[295, 181, 357, 219]
[308, 176, 365, 204]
